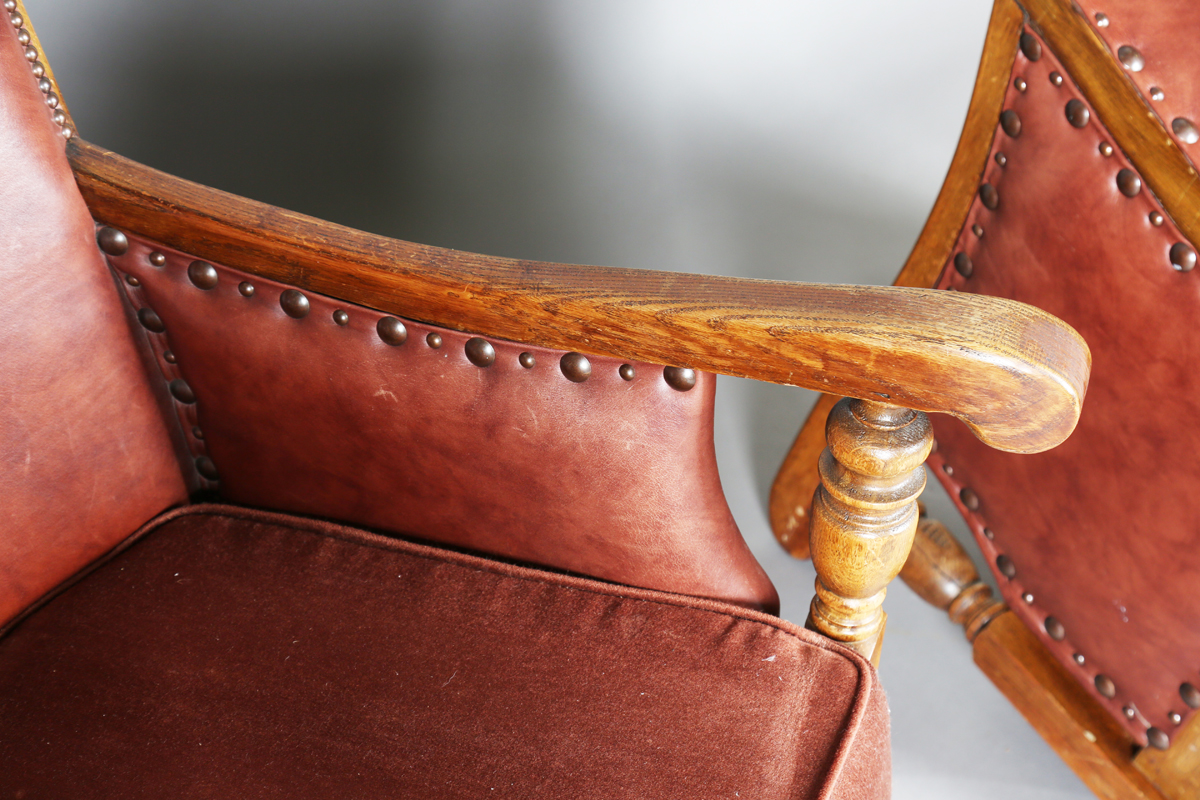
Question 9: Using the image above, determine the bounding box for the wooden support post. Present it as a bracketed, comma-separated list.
[806, 397, 933, 666]
[899, 516, 1006, 642]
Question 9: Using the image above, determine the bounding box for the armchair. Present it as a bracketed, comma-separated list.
[773, 1, 1200, 798]
[0, 3, 1088, 796]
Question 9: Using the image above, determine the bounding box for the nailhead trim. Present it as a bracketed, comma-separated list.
[931, 30, 1196, 746]
[5, 3, 72, 141]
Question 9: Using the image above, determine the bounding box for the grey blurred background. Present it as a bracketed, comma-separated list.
[26, 1, 1091, 796]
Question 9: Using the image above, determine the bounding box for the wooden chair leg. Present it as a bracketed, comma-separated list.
[899, 517, 1174, 800]
[805, 397, 932, 667]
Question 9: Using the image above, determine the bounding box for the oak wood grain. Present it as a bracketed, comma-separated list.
[1135, 712, 1200, 800]
[975, 612, 1166, 800]
[807, 399, 932, 665]
[70, 139, 1089, 455]
[899, 516, 1006, 642]
[769, 0, 1025, 555]
[1023, 0, 1200, 243]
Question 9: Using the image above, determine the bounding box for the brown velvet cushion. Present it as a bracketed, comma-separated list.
[0, 505, 888, 799]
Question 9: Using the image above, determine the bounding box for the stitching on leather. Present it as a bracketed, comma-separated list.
[929, 25, 1191, 746]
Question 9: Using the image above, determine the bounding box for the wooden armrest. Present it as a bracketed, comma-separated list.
[71, 140, 1088, 456]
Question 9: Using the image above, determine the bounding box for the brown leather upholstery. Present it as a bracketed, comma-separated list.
[0, 505, 889, 800]
[101, 235, 779, 611]
[0, 11, 187, 628]
[1078, 0, 1200, 159]
[929, 26, 1200, 746]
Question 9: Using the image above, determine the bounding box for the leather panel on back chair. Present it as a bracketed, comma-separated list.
[1077, 0, 1200, 158]
[927, 28, 1200, 747]
[102, 234, 778, 612]
[0, 18, 187, 626]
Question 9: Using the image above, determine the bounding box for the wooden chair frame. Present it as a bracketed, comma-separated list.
[770, 1, 1199, 797]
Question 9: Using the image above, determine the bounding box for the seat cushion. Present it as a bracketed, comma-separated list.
[0, 505, 888, 799]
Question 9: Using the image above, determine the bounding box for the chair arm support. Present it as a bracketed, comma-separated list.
[71, 140, 1088, 456]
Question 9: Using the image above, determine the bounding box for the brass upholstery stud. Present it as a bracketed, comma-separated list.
[1169, 712, 1183, 725]
[994, 152, 1007, 168]
[426, 332, 443, 348]
[187, 260, 218, 290]
[1147, 728, 1170, 751]
[1074, 653, 1086, 665]
[97, 227, 129, 256]
[972, 224, 983, 237]
[36, 77, 49, 93]
[1149, 211, 1164, 226]
[465, 337, 496, 367]
[1181, 682, 1200, 709]
[333, 310, 349, 326]
[1045, 616, 1066, 641]
[560, 352, 592, 383]
[1150, 87, 1164, 102]
[1123, 706, 1136, 719]
[1117, 45, 1145, 72]
[149, 251, 167, 266]
[1172, 118, 1200, 144]
[1000, 109, 1021, 138]
[238, 281, 255, 297]
[195, 456, 220, 482]
[943, 464, 954, 476]
[1014, 77, 1027, 92]
[619, 364, 635, 381]
[192, 427, 204, 440]
[1095, 12, 1109, 27]
[1022, 592, 1034, 603]
[1049, 71, 1063, 87]
[1066, 99, 1090, 128]
[663, 366, 697, 391]
[1170, 242, 1197, 272]
[2, 1, 15, 12]
[1116, 169, 1142, 198]
[377, 317, 408, 346]
[44, 92, 58, 109]
[983, 527, 994, 540]
[125, 274, 140, 287]
[22, 45, 36, 62]
[996, 554, 1016, 579]
[979, 183, 999, 210]
[1099, 142, 1114, 157]
[1095, 674, 1117, 699]
[137, 307, 165, 333]
[279, 289, 310, 319]
[954, 252, 974, 278]
[959, 487, 980, 511]
[29, 60, 41, 77]
[518, 352, 535, 369]
[163, 351, 176, 364]
[1019, 31, 1042, 61]
[169, 378, 196, 404]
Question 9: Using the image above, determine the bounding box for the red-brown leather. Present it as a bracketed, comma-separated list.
[1078, 0, 1200, 159]
[929, 28, 1200, 746]
[0, 505, 890, 799]
[103, 237, 779, 612]
[0, 24, 186, 627]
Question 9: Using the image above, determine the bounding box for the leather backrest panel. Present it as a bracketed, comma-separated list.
[0, 26, 188, 625]
[929, 27, 1200, 746]
[1077, 0, 1200, 161]
[102, 235, 780, 612]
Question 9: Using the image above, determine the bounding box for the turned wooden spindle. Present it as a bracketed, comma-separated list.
[806, 397, 933, 666]
[899, 516, 1007, 642]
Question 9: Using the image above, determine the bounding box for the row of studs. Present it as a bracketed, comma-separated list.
[957, 31, 1196, 285]
[98, 225, 701, 393]
[935, 457, 1191, 745]
[98, 228, 219, 485]
[1090, 10, 1200, 147]
[944, 32, 1193, 750]
[3, 2, 71, 140]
